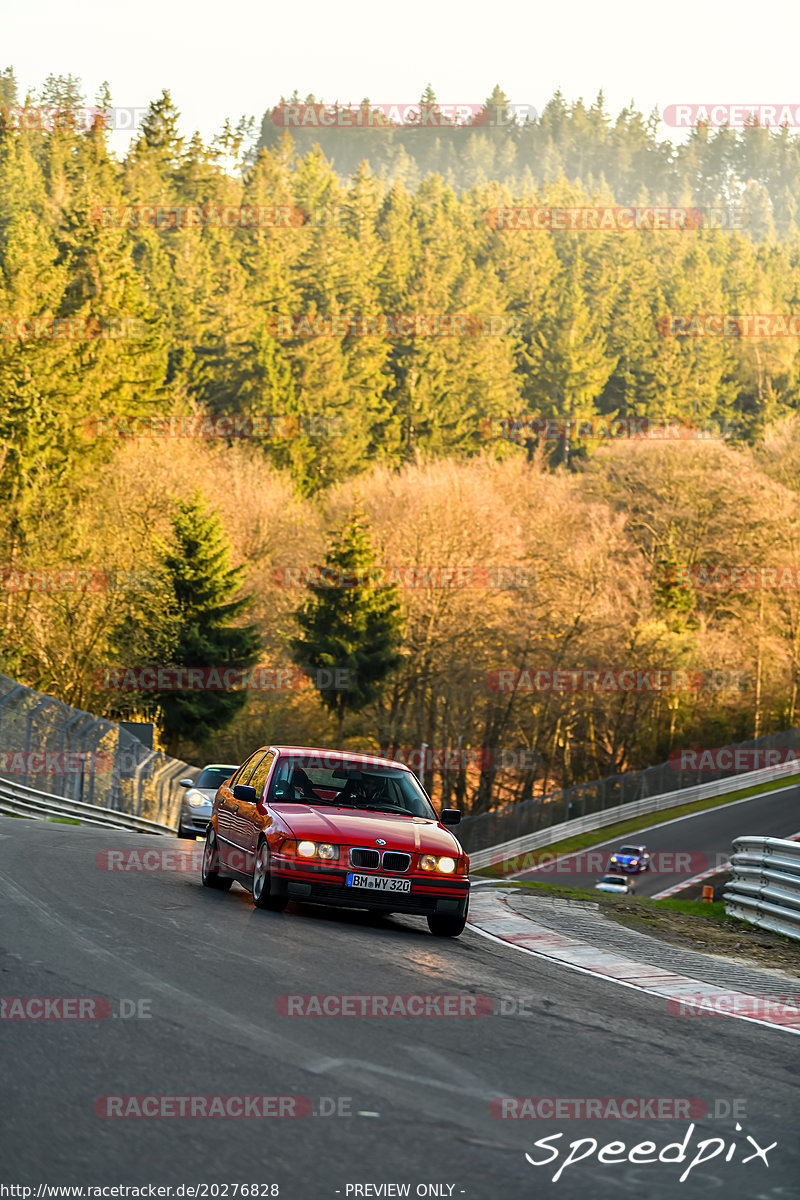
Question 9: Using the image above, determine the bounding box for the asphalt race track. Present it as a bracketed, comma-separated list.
[507, 785, 800, 896]
[1, 816, 798, 1199]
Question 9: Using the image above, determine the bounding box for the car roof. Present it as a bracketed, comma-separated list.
[271, 746, 413, 772]
[200, 763, 239, 770]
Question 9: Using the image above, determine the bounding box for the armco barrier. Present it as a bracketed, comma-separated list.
[469, 759, 800, 873]
[724, 836, 800, 942]
[0, 775, 176, 834]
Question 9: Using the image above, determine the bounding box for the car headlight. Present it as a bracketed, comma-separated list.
[419, 854, 457, 874]
[186, 790, 207, 808]
[296, 840, 339, 860]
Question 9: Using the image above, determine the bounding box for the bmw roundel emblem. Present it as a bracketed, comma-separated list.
[375, 838, 387, 846]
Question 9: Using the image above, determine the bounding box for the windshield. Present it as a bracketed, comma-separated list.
[617, 846, 641, 855]
[601, 875, 627, 885]
[267, 755, 438, 819]
[195, 766, 237, 789]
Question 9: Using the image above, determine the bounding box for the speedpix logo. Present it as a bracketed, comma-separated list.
[524, 1122, 776, 1183]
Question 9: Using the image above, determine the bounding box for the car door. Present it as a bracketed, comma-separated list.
[224, 749, 275, 874]
[235, 750, 276, 873]
[216, 751, 263, 871]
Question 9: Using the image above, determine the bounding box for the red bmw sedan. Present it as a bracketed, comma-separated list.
[200, 746, 470, 936]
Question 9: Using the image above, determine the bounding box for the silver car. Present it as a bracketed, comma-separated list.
[177, 764, 238, 838]
[594, 873, 634, 894]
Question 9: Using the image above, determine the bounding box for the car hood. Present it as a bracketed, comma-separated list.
[272, 805, 462, 854]
[610, 854, 639, 862]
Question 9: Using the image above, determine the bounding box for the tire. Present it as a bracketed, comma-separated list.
[427, 907, 468, 937]
[252, 838, 287, 911]
[201, 828, 232, 891]
[178, 827, 197, 840]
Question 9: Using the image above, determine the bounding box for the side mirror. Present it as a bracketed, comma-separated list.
[233, 783, 257, 803]
[441, 808, 461, 825]
[178, 778, 194, 788]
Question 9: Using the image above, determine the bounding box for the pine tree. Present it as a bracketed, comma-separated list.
[0, 67, 18, 112]
[289, 509, 404, 744]
[527, 249, 618, 464]
[153, 495, 262, 755]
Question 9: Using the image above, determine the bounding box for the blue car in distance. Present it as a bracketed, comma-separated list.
[607, 843, 651, 874]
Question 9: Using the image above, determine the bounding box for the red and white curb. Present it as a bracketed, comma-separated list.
[467, 887, 800, 1035]
[651, 863, 730, 900]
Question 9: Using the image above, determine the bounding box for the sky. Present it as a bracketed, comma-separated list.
[4, 0, 800, 157]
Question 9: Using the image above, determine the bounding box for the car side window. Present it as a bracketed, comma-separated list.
[231, 750, 266, 788]
[248, 751, 276, 800]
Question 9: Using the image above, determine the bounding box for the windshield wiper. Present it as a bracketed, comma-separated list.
[352, 804, 414, 815]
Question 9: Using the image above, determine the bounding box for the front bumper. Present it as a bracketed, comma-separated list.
[179, 809, 212, 835]
[270, 861, 469, 918]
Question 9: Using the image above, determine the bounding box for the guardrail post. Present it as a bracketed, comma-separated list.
[21, 696, 51, 789]
[59, 709, 88, 801]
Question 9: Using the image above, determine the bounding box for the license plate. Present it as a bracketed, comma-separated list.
[346, 872, 412, 893]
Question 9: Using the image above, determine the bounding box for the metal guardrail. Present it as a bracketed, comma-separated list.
[724, 836, 800, 942]
[469, 759, 800, 872]
[0, 775, 176, 835]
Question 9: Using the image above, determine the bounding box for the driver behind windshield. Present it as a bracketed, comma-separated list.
[289, 767, 318, 800]
[337, 772, 381, 806]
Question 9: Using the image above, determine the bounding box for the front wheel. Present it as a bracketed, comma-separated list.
[252, 839, 287, 911]
[201, 828, 232, 891]
[427, 907, 468, 937]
